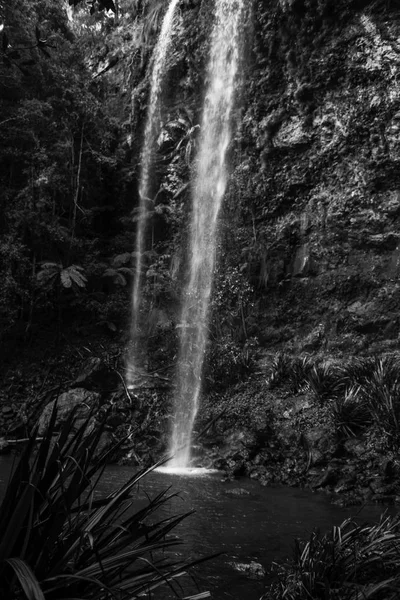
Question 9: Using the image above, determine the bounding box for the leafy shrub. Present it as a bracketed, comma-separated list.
[266, 514, 400, 600]
[0, 404, 210, 600]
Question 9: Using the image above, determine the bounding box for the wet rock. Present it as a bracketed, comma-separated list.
[253, 450, 271, 466]
[230, 561, 265, 580]
[369, 477, 397, 496]
[312, 466, 340, 489]
[372, 494, 396, 505]
[0, 437, 10, 454]
[73, 357, 120, 392]
[334, 473, 357, 494]
[343, 439, 367, 458]
[106, 413, 127, 428]
[224, 487, 252, 497]
[309, 448, 326, 467]
[226, 456, 246, 476]
[38, 388, 100, 435]
[213, 458, 228, 470]
[383, 459, 396, 481]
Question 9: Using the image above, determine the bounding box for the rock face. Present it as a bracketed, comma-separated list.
[222, 2, 400, 354]
[72, 357, 120, 392]
[38, 388, 100, 435]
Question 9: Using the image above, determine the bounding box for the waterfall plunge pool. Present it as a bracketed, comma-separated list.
[0, 457, 396, 599]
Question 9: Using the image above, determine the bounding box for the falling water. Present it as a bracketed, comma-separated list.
[169, 0, 245, 467]
[127, 0, 180, 387]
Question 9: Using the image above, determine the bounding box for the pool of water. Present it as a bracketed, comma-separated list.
[0, 456, 396, 599]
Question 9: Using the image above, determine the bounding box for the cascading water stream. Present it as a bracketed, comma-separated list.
[169, 0, 245, 467]
[127, 0, 180, 387]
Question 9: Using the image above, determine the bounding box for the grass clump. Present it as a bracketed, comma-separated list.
[265, 514, 400, 600]
[0, 403, 210, 600]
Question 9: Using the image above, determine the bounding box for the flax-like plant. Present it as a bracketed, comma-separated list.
[289, 355, 314, 393]
[332, 385, 372, 439]
[0, 404, 211, 600]
[266, 352, 293, 389]
[266, 514, 400, 600]
[303, 363, 344, 404]
[359, 357, 400, 448]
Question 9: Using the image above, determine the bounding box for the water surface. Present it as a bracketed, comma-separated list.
[0, 457, 395, 599]
[98, 466, 396, 599]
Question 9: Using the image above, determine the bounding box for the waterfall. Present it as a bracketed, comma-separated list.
[169, 0, 245, 467]
[127, 0, 180, 387]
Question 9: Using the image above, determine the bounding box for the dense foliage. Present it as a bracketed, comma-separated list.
[0, 0, 128, 349]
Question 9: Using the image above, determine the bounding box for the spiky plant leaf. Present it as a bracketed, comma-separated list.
[6, 558, 45, 600]
[0, 406, 211, 600]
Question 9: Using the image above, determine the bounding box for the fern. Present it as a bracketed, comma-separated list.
[37, 262, 87, 291]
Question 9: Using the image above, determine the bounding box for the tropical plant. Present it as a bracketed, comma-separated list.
[103, 253, 134, 287]
[37, 262, 87, 291]
[0, 404, 211, 600]
[266, 514, 400, 600]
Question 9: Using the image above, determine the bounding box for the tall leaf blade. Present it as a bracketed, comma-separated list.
[6, 558, 45, 600]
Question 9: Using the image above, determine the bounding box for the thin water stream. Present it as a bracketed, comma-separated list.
[127, 0, 180, 386]
[0, 457, 395, 600]
[171, 0, 245, 467]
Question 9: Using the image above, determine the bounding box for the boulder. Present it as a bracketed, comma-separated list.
[224, 487, 252, 497]
[38, 388, 100, 435]
[312, 466, 340, 489]
[230, 561, 265, 580]
[343, 439, 367, 459]
[72, 357, 120, 391]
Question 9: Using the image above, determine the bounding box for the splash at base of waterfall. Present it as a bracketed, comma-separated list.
[155, 466, 218, 476]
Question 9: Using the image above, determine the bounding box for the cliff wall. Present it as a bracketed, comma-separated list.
[228, 0, 400, 355]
